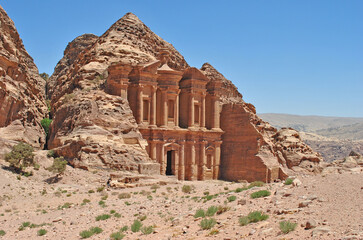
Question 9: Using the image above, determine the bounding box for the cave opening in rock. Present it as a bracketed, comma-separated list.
[166, 150, 173, 175]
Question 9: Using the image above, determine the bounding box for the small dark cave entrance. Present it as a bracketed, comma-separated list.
[166, 150, 173, 175]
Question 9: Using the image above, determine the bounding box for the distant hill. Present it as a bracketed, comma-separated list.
[259, 113, 363, 161]
[259, 113, 363, 140]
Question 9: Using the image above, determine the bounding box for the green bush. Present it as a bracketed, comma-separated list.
[284, 178, 293, 185]
[182, 185, 192, 193]
[46, 150, 55, 158]
[200, 218, 216, 230]
[131, 220, 142, 232]
[280, 221, 297, 234]
[120, 225, 128, 232]
[79, 226, 103, 238]
[194, 209, 205, 218]
[250, 190, 271, 199]
[206, 206, 218, 217]
[37, 229, 47, 236]
[239, 211, 269, 226]
[41, 118, 52, 136]
[141, 226, 154, 235]
[58, 202, 71, 210]
[5, 143, 34, 170]
[79, 230, 93, 238]
[95, 214, 111, 221]
[247, 211, 269, 223]
[0, 230, 5, 236]
[22, 222, 30, 228]
[227, 195, 237, 202]
[90, 227, 103, 234]
[235, 187, 248, 193]
[110, 231, 125, 240]
[239, 216, 250, 226]
[47, 157, 67, 175]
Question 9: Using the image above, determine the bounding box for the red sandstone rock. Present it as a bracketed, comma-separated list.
[0, 6, 47, 154]
[47, 12, 322, 181]
[47, 89, 154, 171]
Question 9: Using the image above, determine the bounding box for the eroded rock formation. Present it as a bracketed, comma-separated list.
[46, 13, 191, 172]
[0, 7, 323, 181]
[272, 128, 322, 173]
[0, 6, 47, 155]
[46, 12, 324, 181]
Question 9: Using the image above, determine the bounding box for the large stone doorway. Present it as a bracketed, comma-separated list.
[166, 150, 173, 175]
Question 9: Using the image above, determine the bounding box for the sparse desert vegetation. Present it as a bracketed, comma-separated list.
[0, 156, 362, 239]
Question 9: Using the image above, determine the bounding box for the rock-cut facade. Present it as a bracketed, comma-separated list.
[45, 12, 322, 182]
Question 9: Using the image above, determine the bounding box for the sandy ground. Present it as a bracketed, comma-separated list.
[0, 156, 362, 240]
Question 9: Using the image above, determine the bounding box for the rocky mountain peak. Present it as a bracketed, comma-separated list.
[200, 62, 227, 82]
[120, 12, 143, 23]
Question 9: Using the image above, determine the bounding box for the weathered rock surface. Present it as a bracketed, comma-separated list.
[47, 13, 190, 172]
[49, 13, 188, 107]
[0, 6, 47, 155]
[272, 128, 323, 173]
[47, 34, 98, 98]
[46, 12, 322, 178]
[47, 89, 155, 171]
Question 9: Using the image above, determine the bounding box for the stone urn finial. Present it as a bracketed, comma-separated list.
[158, 48, 170, 65]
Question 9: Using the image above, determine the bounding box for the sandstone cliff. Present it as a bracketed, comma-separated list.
[0, 6, 47, 155]
[47, 13, 190, 172]
[47, 12, 322, 179]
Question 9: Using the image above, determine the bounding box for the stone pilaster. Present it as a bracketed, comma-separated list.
[179, 141, 185, 180]
[188, 93, 194, 127]
[201, 94, 206, 128]
[198, 141, 206, 180]
[150, 87, 156, 126]
[213, 141, 221, 179]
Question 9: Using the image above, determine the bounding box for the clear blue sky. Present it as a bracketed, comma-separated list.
[1, 1, 362, 117]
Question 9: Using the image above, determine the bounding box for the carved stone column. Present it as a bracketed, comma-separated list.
[161, 91, 167, 127]
[199, 141, 206, 180]
[213, 96, 220, 129]
[150, 87, 156, 126]
[201, 94, 206, 128]
[179, 141, 185, 180]
[174, 151, 179, 178]
[190, 142, 196, 180]
[188, 93, 194, 127]
[160, 142, 165, 175]
[149, 141, 157, 160]
[213, 141, 221, 179]
[175, 91, 180, 127]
